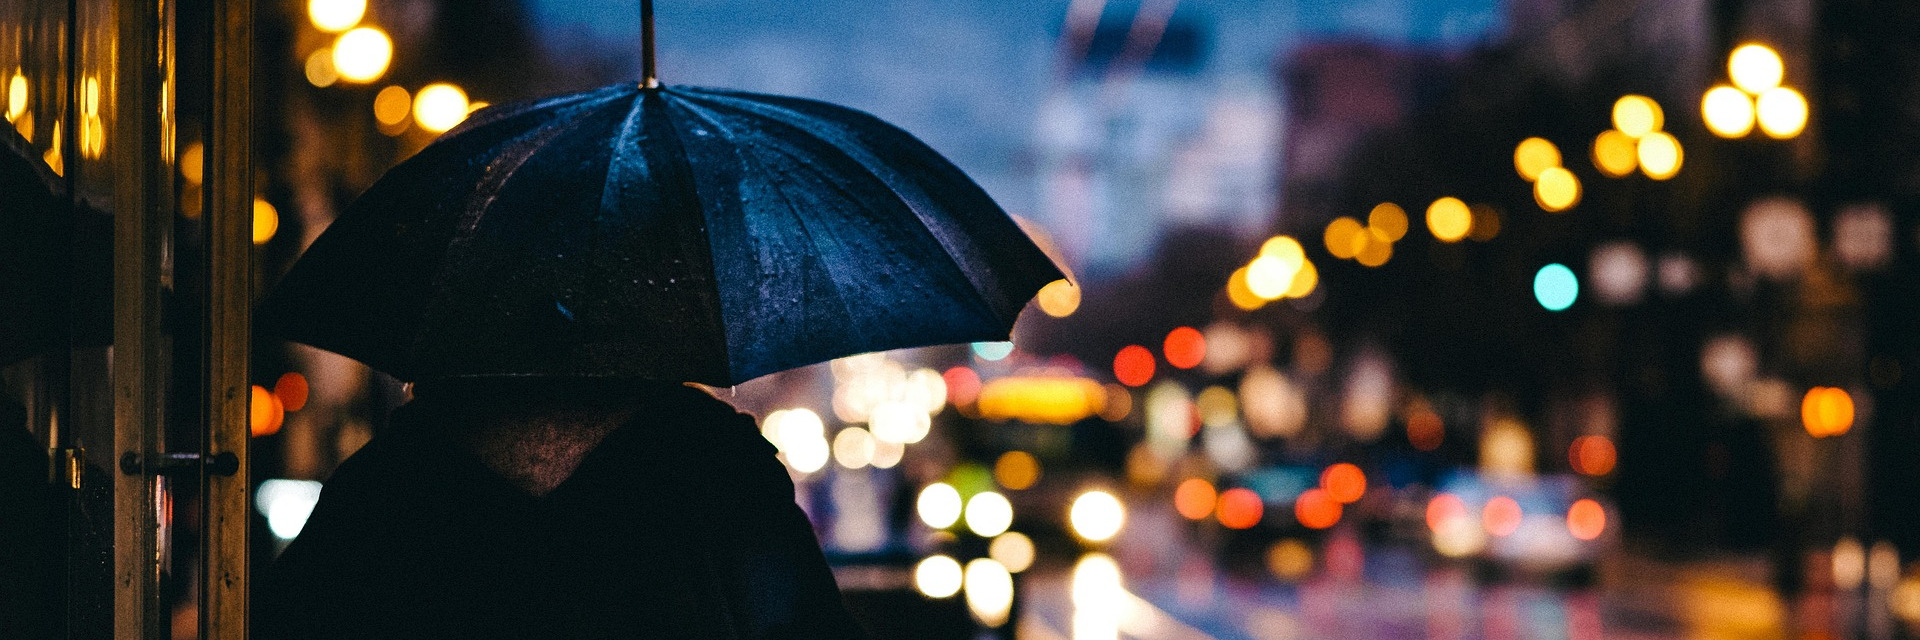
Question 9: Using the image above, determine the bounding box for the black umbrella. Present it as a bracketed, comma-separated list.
[0, 128, 111, 365]
[259, 15, 1062, 386]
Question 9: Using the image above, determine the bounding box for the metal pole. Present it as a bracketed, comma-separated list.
[642, 0, 658, 89]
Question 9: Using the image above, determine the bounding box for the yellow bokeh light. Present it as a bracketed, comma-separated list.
[1259, 236, 1306, 272]
[1636, 131, 1682, 180]
[331, 27, 392, 84]
[373, 85, 411, 126]
[1069, 490, 1125, 542]
[963, 558, 1015, 628]
[1534, 167, 1581, 212]
[1591, 129, 1638, 178]
[965, 491, 1014, 537]
[1755, 87, 1808, 139]
[252, 198, 279, 245]
[6, 71, 25, 122]
[1802, 387, 1854, 437]
[179, 142, 204, 186]
[915, 555, 963, 598]
[1246, 255, 1298, 300]
[413, 83, 471, 133]
[988, 532, 1036, 573]
[917, 482, 963, 529]
[1355, 229, 1392, 267]
[1036, 278, 1080, 317]
[1426, 197, 1471, 242]
[1702, 85, 1756, 138]
[1728, 43, 1785, 95]
[1368, 203, 1408, 241]
[1226, 267, 1265, 311]
[994, 451, 1041, 490]
[1284, 258, 1318, 298]
[1512, 137, 1560, 182]
[1324, 217, 1364, 259]
[1612, 95, 1664, 139]
[304, 49, 339, 87]
[307, 0, 367, 33]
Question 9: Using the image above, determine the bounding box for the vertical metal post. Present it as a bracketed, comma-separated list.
[641, 0, 657, 88]
[202, 0, 252, 635]
[111, 0, 170, 635]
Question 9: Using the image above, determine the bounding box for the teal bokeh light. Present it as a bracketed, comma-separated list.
[971, 341, 1014, 361]
[1534, 263, 1579, 311]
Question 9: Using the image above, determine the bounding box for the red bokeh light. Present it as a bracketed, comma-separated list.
[1320, 463, 1366, 504]
[1216, 487, 1264, 529]
[1163, 326, 1206, 370]
[1568, 499, 1606, 540]
[1174, 478, 1218, 521]
[1426, 493, 1468, 532]
[1569, 435, 1616, 476]
[274, 372, 311, 412]
[943, 366, 983, 406]
[1295, 488, 1342, 529]
[1113, 345, 1156, 387]
[1482, 496, 1522, 537]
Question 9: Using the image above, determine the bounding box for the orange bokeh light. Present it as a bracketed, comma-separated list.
[1801, 386, 1855, 437]
[274, 372, 310, 412]
[1569, 435, 1617, 476]
[1568, 499, 1606, 541]
[1407, 406, 1443, 451]
[249, 385, 284, 437]
[944, 366, 982, 406]
[1113, 345, 1156, 387]
[1174, 478, 1218, 521]
[1294, 488, 1342, 530]
[1320, 463, 1366, 504]
[1217, 487, 1264, 529]
[1483, 496, 1522, 537]
[1163, 326, 1206, 370]
[1426, 493, 1468, 532]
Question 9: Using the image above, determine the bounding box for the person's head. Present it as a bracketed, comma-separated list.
[406, 377, 693, 424]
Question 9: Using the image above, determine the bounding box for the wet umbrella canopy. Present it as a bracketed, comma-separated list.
[258, 82, 1063, 385]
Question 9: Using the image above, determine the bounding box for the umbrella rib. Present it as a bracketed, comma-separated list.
[677, 93, 1008, 328]
[672, 101, 874, 356]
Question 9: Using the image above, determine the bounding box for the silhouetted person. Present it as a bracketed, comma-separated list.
[256, 379, 865, 639]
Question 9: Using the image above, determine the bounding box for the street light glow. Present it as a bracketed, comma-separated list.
[331, 27, 392, 83]
[308, 0, 367, 33]
[1728, 43, 1785, 95]
[1701, 85, 1756, 138]
[1755, 86, 1808, 139]
[413, 83, 471, 133]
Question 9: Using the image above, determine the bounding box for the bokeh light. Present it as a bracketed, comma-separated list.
[307, 0, 367, 33]
[1368, 203, 1408, 241]
[1246, 254, 1298, 299]
[917, 483, 963, 529]
[1512, 137, 1560, 181]
[1163, 327, 1206, 369]
[1611, 95, 1663, 138]
[273, 372, 310, 412]
[413, 83, 471, 133]
[965, 491, 1014, 537]
[1591, 129, 1637, 177]
[915, 555, 963, 598]
[5, 72, 25, 122]
[1266, 539, 1315, 581]
[1533, 263, 1579, 311]
[1728, 43, 1785, 94]
[373, 85, 411, 127]
[963, 559, 1015, 627]
[833, 427, 876, 469]
[1568, 499, 1606, 541]
[1036, 278, 1081, 317]
[1801, 386, 1855, 437]
[1636, 131, 1682, 180]
[943, 366, 982, 407]
[1482, 496, 1522, 537]
[993, 450, 1040, 490]
[1174, 478, 1217, 521]
[1354, 230, 1393, 267]
[1320, 463, 1366, 504]
[1285, 259, 1319, 298]
[1113, 345, 1155, 387]
[1426, 493, 1468, 532]
[1216, 487, 1264, 529]
[330, 27, 392, 83]
[1324, 217, 1364, 259]
[989, 532, 1036, 573]
[1755, 87, 1808, 139]
[971, 341, 1014, 361]
[1533, 167, 1581, 212]
[1702, 85, 1757, 138]
[1070, 490, 1125, 541]
[304, 49, 339, 87]
[255, 479, 323, 540]
[249, 385, 284, 437]
[1426, 197, 1471, 242]
[252, 198, 279, 245]
[1294, 488, 1341, 529]
[1226, 267, 1265, 311]
[1406, 402, 1444, 451]
[1468, 204, 1502, 242]
[1569, 435, 1617, 476]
